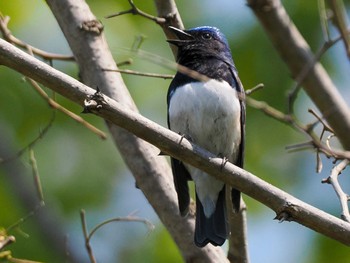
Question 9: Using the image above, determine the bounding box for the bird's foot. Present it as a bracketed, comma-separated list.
[218, 154, 229, 171]
[178, 132, 192, 145]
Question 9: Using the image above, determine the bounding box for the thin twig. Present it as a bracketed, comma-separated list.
[322, 159, 350, 221]
[286, 26, 350, 116]
[0, 113, 55, 163]
[326, 134, 336, 152]
[118, 47, 210, 82]
[6, 202, 44, 233]
[316, 150, 323, 173]
[0, 14, 74, 61]
[103, 68, 174, 79]
[87, 216, 154, 242]
[247, 97, 350, 163]
[318, 0, 331, 42]
[287, 36, 340, 115]
[327, 0, 350, 58]
[80, 209, 154, 263]
[80, 210, 97, 263]
[245, 83, 264, 95]
[129, 48, 209, 82]
[29, 149, 45, 205]
[285, 141, 314, 152]
[26, 78, 107, 140]
[105, 0, 166, 24]
[246, 97, 293, 124]
[308, 108, 334, 133]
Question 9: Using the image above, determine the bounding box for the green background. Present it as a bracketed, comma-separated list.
[0, 0, 350, 262]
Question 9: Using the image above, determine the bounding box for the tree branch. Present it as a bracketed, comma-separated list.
[326, 0, 350, 58]
[102, 68, 174, 79]
[1, 39, 350, 247]
[0, 14, 74, 61]
[105, 0, 166, 24]
[227, 202, 250, 263]
[153, 0, 185, 56]
[322, 159, 350, 222]
[26, 78, 107, 140]
[247, 0, 350, 150]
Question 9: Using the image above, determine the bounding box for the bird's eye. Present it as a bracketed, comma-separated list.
[201, 33, 212, 40]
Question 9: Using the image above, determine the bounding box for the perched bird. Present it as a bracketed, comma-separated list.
[167, 26, 245, 247]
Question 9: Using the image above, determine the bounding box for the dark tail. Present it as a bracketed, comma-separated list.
[194, 187, 228, 247]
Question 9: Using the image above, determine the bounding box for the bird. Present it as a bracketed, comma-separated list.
[166, 26, 245, 247]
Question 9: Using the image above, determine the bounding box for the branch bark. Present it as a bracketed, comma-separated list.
[1, 39, 350, 247]
[247, 0, 350, 150]
[43, 0, 226, 262]
[153, 0, 185, 55]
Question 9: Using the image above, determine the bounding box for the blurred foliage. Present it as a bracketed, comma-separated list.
[0, 0, 349, 262]
[120, 225, 182, 263]
[311, 235, 350, 263]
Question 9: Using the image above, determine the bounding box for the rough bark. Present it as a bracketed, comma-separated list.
[247, 0, 350, 149]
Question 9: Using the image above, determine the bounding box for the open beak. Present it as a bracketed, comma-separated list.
[167, 26, 194, 46]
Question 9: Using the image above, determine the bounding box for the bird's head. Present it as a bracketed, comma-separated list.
[167, 26, 232, 62]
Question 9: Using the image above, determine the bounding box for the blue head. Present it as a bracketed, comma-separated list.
[167, 26, 233, 64]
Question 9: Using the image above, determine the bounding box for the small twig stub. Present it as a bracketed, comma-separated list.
[83, 87, 107, 113]
[80, 20, 104, 35]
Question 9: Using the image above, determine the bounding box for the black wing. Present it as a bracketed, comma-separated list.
[228, 63, 245, 212]
[170, 158, 191, 216]
[167, 79, 192, 216]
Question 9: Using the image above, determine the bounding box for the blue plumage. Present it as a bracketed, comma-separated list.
[167, 26, 245, 247]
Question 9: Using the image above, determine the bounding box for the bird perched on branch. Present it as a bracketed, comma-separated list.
[167, 26, 245, 247]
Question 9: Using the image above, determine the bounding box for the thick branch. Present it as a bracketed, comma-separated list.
[1, 39, 350, 246]
[227, 202, 250, 263]
[153, 0, 184, 56]
[247, 0, 350, 150]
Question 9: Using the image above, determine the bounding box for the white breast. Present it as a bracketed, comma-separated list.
[168, 79, 242, 217]
[169, 79, 241, 159]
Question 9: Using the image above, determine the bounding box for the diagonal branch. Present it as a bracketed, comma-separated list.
[26, 78, 107, 139]
[322, 159, 350, 221]
[0, 14, 74, 61]
[1, 39, 350, 247]
[247, 0, 350, 150]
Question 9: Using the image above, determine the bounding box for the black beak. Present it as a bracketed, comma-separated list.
[167, 26, 194, 46]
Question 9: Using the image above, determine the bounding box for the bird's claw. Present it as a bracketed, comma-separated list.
[220, 156, 228, 171]
[178, 132, 192, 145]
